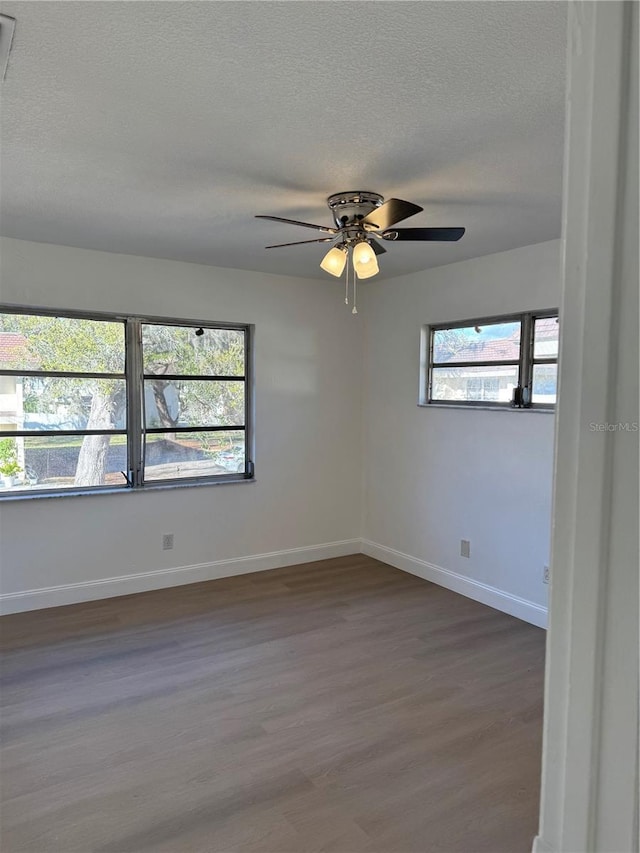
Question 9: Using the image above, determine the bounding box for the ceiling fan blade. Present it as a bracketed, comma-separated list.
[370, 239, 387, 256]
[265, 237, 334, 248]
[361, 198, 423, 230]
[256, 215, 337, 234]
[382, 227, 465, 242]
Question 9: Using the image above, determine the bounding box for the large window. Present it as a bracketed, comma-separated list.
[0, 308, 253, 496]
[421, 310, 558, 409]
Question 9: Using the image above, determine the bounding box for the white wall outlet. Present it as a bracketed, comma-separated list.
[543, 564, 550, 584]
[162, 533, 174, 551]
[460, 539, 471, 558]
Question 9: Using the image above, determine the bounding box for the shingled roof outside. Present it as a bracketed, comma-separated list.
[0, 333, 32, 369]
[438, 317, 558, 363]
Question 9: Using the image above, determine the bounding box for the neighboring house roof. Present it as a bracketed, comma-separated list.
[0, 332, 31, 368]
[455, 337, 521, 361]
[439, 318, 558, 363]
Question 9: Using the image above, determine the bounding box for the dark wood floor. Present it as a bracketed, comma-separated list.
[0, 555, 545, 853]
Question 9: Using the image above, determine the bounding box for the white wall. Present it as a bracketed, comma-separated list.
[0, 237, 363, 611]
[0, 237, 559, 624]
[361, 240, 560, 627]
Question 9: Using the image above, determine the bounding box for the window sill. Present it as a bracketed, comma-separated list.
[0, 476, 257, 502]
[418, 403, 555, 413]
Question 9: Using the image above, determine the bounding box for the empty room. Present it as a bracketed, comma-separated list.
[0, 2, 637, 852]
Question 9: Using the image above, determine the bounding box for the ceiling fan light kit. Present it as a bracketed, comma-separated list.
[352, 240, 379, 279]
[319, 244, 348, 277]
[256, 190, 465, 312]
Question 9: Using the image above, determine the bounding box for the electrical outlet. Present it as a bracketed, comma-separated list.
[460, 539, 471, 558]
[543, 564, 550, 584]
[162, 533, 174, 551]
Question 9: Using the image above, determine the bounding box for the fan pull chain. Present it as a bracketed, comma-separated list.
[352, 270, 358, 315]
[344, 253, 349, 305]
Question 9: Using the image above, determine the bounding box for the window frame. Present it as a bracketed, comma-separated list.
[0, 304, 255, 498]
[420, 309, 558, 410]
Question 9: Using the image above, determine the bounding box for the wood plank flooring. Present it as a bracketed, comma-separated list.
[0, 555, 545, 853]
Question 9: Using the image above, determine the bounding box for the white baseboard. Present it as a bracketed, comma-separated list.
[531, 836, 555, 853]
[1, 538, 548, 627]
[361, 539, 548, 629]
[0, 539, 361, 615]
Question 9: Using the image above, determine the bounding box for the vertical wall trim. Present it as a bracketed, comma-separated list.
[535, 3, 638, 852]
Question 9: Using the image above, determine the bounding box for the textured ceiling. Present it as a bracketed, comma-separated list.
[0, 1, 567, 281]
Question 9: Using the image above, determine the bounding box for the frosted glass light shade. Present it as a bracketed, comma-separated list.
[352, 241, 375, 266]
[354, 257, 379, 279]
[353, 241, 379, 279]
[320, 245, 348, 277]
[353, 242, 380, 278]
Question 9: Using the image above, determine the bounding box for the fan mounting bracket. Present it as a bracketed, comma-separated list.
[326, 191, 384, 229]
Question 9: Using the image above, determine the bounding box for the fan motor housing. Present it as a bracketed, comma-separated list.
[327, 191, 384, 228]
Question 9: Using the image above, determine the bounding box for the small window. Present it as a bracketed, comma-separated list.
[421, 311, 558, 409]
[0, 309, 253, 497]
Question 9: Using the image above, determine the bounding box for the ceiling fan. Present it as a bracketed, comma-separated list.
[256, 191, 465, 290]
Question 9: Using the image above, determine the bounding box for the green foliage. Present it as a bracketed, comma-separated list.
[0, 438, 21, 477]
[0, 314, 125, 372]
[142, 325, 245, 428]
[434, 328, 471, 362]
[0, 437, 17, 463]
[0, 460, 21, 477]
[0, 314, 126, 430]
[142, 325, 244, 377]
